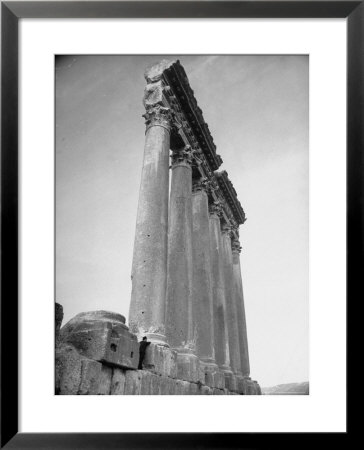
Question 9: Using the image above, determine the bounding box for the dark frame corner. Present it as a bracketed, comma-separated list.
[1, 1, 360, 448]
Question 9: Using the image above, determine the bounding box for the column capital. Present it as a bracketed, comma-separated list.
[192, 176, 210, 194]
[221, 222, 233, 237]
[143, 105, 173, 133]
[231, 238, 242, 254]
[171, 145, 196, 167]
[208, 200, 223, 218]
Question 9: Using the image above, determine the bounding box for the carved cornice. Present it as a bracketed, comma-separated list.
[231, 238, 242, 254]
[143, 105, 173, 133]
[156, 60, 223, 172]
[215, 171, 246, 225]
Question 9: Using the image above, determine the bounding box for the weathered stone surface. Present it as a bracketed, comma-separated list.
[245, 379, 256, 395]
[60, 311, 139, 370]
[98, 366, 113, 395]
[140, 371, 153, 395]
[56, 343, 112, 395]
[241, 377, 250, 395]
[55, 344, 83, 395]
[236, 375, 246, 394]
[124, 370, 142, 395]
[150, 373, 161, 395]
[201, 362, 225, 389]
[78, 359, 103, 395]
[55, 303, 64, 347]
[176, 352, 201, 383]
[144, 59, 175, 84]
[174, 380, 190, 395]
[111, 368, 126, 395]
[213, 388, 224, 395]
[159, 375, 176, 395]
[188, 383, 199, 395]
[198, 365, 206, 385]
[143, 343, 177, 378]
[200, 385, 212, 395]
[254, 381, 262, 395]
[223, 371, 238, 393]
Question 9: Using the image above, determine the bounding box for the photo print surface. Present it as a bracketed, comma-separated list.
[55, 55, 308, 395]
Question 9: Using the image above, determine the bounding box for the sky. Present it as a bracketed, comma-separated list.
[56, 55, 308, 387]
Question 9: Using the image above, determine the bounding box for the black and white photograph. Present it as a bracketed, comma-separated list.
[55, 55, 308, 396]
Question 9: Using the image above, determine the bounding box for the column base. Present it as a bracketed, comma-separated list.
[221, 368, 238, 392]
[200, 360, 225, 389]
[145, 332, 169, 347]
[235, 374, 245, 394]
[175, 349, 203, 383]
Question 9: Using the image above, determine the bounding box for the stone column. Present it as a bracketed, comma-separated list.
[128, 105, 172, 345]
[232, 237, 251, 379]
[209, 202, 235, 389]
[192, 178, 222, 386]
[221, 223, 243, 378]
[165, 145, 200, 380]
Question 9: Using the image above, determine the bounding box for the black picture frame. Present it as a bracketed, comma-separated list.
[1, 1, 359, 448]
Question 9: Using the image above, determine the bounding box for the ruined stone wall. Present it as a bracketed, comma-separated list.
[55, 305, 260, 395]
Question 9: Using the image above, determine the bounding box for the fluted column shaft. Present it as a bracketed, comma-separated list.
[165, 147, 195, 352]
[209, 206, 231, 371]
[192, 180, 215, 364]
[128, 106, 172, 345]
[232, 241, 250, 377]
[221, 227, 242, 376]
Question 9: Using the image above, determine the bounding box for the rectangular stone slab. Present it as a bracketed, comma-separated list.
[176, 353, 201, 383]
[61, 321, 139, 370]
[142, 344, 177, 378]
[111, 369, 126, 395]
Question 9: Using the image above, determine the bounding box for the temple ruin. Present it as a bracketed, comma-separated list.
[55, 60, 261, 395]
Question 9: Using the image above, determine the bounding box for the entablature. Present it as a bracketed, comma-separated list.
[215, 171, 246, 226]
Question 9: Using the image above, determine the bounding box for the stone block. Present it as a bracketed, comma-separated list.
[60, 310, 139, 370]
[124, 370, 142, 395]
[160, 376, 176, 395]
[111, 368, 126, 395]
[175, 380, 189, 395]
[188, 383, 199, 395]
[143, 344, 177, 378]
[213, 388, 224, 395]
[140, 371, 152, 395]
[98, 366, 113, 395]
[55, 303, 64, 346]
[223, 371, 237, 392]
[150, 373, 161, 395]
[241, 378, 250, 395]
[176, 352, 201, 383]
[201, 363, 225, 389]
[245, 379, 256, 395]
[236, 375, 246, 395]
[253, 381, 262, 395]
[55, 344, 83, 395]
[198, 366, 206, 385]
[78, 359, 107, 395]
[56, 343, 112, 395]
[200, 385, 212, 395]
